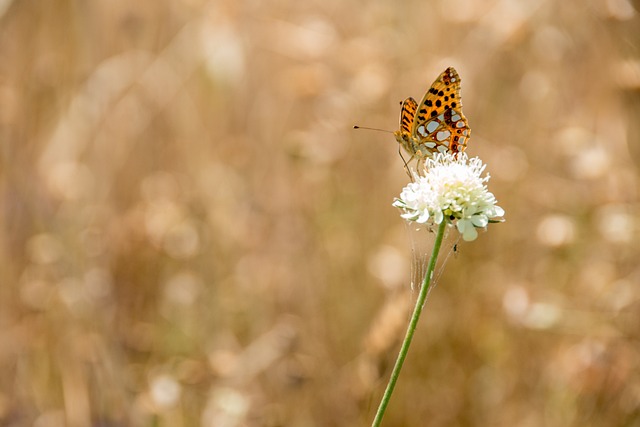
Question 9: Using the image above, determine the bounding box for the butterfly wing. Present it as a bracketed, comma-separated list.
[411, 67, 470, 155]
[393, 97, 419, 160]
[399, 97, 418, 134]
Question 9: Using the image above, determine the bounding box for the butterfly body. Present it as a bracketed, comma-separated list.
[393, 67, 470, 162]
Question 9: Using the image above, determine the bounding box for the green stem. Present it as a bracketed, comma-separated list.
[371, 220, 447, 427]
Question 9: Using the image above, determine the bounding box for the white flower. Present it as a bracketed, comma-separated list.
[393, 153, 504, 241]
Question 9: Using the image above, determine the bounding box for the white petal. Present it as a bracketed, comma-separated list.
[401, 212, 417, 220]
[471, 215, 488, 227]
[456, 219, 468, 234]
[462, 225, 478, 241]
[416, 211, 430, 223]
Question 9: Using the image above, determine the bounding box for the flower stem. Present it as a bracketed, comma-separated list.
[371, 220, 447, 427]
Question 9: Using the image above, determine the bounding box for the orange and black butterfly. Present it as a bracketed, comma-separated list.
[393, 67, 470, 162]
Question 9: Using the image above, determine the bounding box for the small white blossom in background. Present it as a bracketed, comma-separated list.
[150, 374, 182, 409]
[393, 153, 504, 241]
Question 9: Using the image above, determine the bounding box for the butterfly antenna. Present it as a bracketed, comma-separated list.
[353, 125, 393, 134]
[354, 125, 415, 179]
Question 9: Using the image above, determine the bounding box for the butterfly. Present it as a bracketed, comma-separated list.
[393, 67, 470, 164]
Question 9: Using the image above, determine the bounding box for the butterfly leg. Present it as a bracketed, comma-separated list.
[397, 145, 415, 181]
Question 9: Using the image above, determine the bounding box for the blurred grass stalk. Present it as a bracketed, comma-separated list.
[371, 220, 447, 427]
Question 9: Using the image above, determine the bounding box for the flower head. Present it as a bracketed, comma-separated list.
[392, 153, 504, 241]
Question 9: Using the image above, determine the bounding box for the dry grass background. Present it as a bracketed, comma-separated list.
[1, 0, 640, 426]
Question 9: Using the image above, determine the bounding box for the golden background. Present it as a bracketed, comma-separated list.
[1, 0, 639, 426]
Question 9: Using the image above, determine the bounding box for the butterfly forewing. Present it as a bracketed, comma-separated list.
[399, 97, 418, 134]
[412, 67, 470, 154]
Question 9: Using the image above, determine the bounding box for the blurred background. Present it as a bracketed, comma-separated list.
[1, 0, 640, 426]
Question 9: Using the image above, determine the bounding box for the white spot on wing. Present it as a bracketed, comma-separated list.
[436, 130, 451, 141]
[426, 121, 439, 133]
[451, 114, 461, 122]
[417, 125, 427, 137]
[456, 121, 466, 128]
